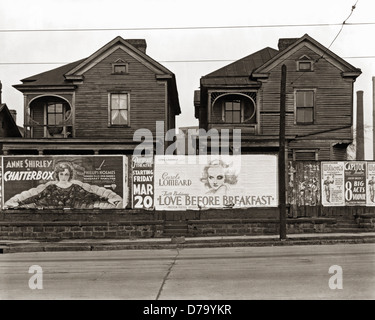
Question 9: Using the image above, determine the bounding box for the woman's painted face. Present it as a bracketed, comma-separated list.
[58, 168, 70, 182]
[207, 166, 225, 190]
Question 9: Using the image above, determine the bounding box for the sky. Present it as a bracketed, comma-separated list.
[1, 0, 374, 158]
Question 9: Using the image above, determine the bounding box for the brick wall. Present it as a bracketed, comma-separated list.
[0, 209, 164, 240]
[187, 218, 337, 237]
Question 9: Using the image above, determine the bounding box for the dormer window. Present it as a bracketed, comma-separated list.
[297, 55, 314, 71]
[112, 59, 128, 74]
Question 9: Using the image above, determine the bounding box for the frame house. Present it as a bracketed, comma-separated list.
[4, 36, 180, 155]
[0, 81, 23, 138]
[0, 37, 184, 241]
[194, 34, 361, 160]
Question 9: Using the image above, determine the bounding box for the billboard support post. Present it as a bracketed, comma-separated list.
[279, 64, 287, 240]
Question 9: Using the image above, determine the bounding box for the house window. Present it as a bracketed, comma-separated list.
[47, 103, 64, 127]
[295, 90, 315, 124]
[293, 150, 317, 161]
[224, 100, 241, 123]
[298, 61, 312, 71]
[46, 102, 71, 137]
[113, 64, 127, 74]
[212, 94, 256, 124]
[109, 93, 129, 126]
[297, 55, 314, 71]
[112, 59, 128, 74]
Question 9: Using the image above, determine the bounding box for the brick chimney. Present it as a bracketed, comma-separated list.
[356, 90, 364, 160]
[278, 38, 299, 52]
[373, 77, 375, 160]
[126, 39, 147, 53]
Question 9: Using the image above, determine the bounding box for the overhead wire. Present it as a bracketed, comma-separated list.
[291, 0, 359, 84]
[0, 21, 373, 33]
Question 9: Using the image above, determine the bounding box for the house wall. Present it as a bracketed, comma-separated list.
[0, 112, 21, 138]
[0, 113, 12, 137]
[74, 48, 167, 139]
[260, 46, 353, 140]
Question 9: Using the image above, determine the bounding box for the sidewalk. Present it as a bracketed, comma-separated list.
[1, 232, 375, 253]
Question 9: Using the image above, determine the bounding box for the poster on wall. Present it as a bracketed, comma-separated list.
[154, 154, 278, 210]
[131, 156, 154, 209]
[321, 162, 345, 206]
[0, 157, 2, 209]
[288, 161, 321, 207]
[2, 155, 128, 210]
[366, 162, 375, 206]
[343, 161, 366, 206]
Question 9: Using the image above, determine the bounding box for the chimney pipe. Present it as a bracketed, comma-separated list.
[125, 39, 147, 54]
[277, 38, 299, 52]
[356, 90, 364, 160]
[0, 80, 2, 104]
[373, 77, 375, 160]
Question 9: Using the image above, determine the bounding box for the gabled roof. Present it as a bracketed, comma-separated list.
[15, 59, 86, 87]
[65, 36, 174, 77]
[252, 33, 361, 77]
[201, 47, 279, 86]
[0, 103, 23, 137]
[13, 36, 181, 114]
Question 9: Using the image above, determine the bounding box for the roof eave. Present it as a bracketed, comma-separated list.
[13, 84, 77, 92]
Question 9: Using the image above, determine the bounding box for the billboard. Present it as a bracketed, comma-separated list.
[2, 155, 128, 209]
[131, 156, 154, 209]
[321, 161, 368, 207]
[154, 155, 278, 210]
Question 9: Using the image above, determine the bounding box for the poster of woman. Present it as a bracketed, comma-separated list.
[154, 154, 278, 210]
[2, 155, 128, 209]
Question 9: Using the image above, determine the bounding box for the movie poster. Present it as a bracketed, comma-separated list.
[321, 162, 345, 206]
[2, 155, 128, 209]
[0, 157, 2, 209]
[131, 156, 154, 209]
[366, 162, 375, 206]
[154, 154, 278, 210]
[344, 161, 366, 206]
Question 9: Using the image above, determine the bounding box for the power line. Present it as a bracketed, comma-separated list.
[0, 56, 374, 66]
[291, 0, 359, 85]
[0, 22, 374, 33]
[321, 0, 359, 58]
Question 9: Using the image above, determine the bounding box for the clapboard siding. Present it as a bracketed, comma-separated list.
[30, 100, 45, 138]
[75, 48, 167, 139]
[259, 45, 353, 141]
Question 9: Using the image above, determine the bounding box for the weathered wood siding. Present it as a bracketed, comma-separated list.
[260, 46, 353, 140]
[74, 48, 167, 139]
[30, 100, 44, 138]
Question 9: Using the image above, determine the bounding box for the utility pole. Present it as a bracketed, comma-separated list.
[279, 64, 287, 240]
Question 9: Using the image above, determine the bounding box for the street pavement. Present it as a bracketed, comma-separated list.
[0, 243, 374, 300]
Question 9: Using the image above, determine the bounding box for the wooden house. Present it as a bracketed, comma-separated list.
[0, 104, 23, 138]
[194, 34, 361, 160]
[3, 36, 180, 155]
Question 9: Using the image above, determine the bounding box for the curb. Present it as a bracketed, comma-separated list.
[1, 234, 375, 253]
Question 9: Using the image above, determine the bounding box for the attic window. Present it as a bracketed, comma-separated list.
[297, 55, 314, 71]
[112, 59, 128, 74]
